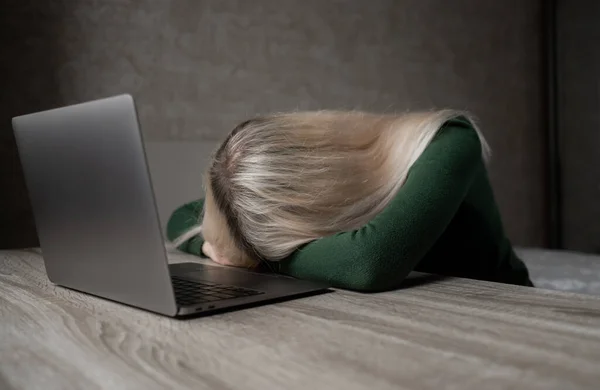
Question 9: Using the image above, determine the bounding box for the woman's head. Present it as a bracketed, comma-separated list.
[174, 109, 489, 267]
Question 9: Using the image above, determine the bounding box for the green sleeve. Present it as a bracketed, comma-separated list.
[166, 200, 205, 257]
[274, 119, 483, 291]
[167, 119, 483, 292]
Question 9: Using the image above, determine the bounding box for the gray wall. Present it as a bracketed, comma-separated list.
[557, 1, 600, 253]
[1, 0, 546, 248]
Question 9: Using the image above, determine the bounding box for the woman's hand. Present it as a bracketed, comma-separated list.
[202, 241, 235, 266]
[202, 240, 260, 268]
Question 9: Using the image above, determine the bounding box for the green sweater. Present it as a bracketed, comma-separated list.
[167, 119, 533, 291]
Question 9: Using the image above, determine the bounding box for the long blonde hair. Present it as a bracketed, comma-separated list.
[173, 109, 490, 267]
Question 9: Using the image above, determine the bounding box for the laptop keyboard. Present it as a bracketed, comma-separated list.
[171, 275, 263, 306]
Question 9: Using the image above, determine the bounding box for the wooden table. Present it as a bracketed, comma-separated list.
[2, 249, 600, 390]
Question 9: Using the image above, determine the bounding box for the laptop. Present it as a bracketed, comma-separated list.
[11, 94, 330, 318]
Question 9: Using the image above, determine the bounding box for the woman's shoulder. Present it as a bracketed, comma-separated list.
[437, 113, 491, 163]
[409, 115, 486, 176]
[443, 114, 472, 128]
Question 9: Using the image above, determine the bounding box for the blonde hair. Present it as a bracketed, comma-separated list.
[173, 109, 490, 267]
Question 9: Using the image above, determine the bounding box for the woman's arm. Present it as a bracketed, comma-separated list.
[167, 119, 484, 291]
[275, 120, 484, 291]
[166, 200, 205, 256]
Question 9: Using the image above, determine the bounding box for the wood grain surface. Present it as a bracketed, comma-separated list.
[1, 249, 600, 390]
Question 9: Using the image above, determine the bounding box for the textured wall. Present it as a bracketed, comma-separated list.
[557, 1, 600, 253]
[1, 0, 545, 248]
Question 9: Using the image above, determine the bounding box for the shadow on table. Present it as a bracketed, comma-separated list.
[396, 272, 451, 289]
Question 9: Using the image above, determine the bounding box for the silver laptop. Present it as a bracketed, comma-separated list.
[12, 94, 329, 318]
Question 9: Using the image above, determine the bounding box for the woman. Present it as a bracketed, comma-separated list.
[167, 109, 533, 291]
